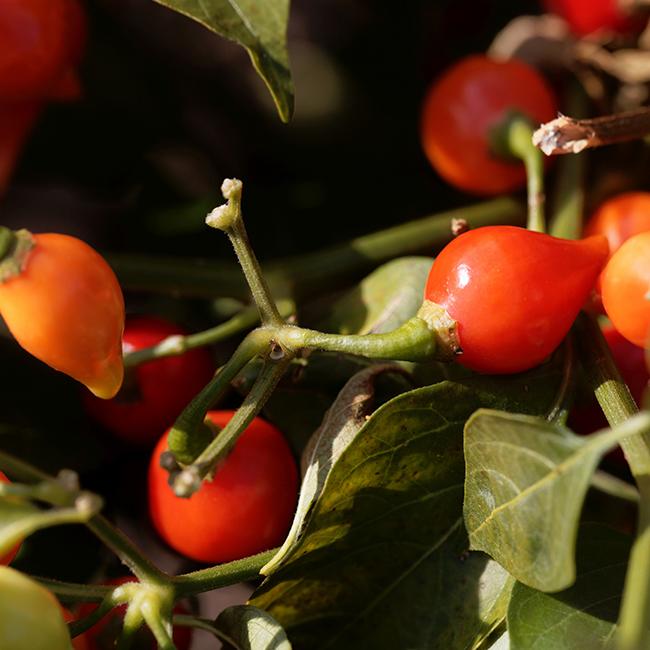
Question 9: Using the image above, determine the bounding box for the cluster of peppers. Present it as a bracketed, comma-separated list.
[0, 0, 649, 647]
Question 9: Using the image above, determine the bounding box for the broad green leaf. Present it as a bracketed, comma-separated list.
[215, 605, 292, 650]
[508, 524, 630, 649]
[152, 0, 293, 122]
[263, 364, 410, 575]
[251, 363, 564, 650]
[464, 411, 650, 592]
[317, 257, 434, 335]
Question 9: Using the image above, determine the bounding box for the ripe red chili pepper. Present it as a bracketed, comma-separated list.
[148, 411, 298, 563]
[584, 192, 650, 260]
[0, 0, 86, 102]
[602, 231, 650, 348]
[583, 192, 650, 313]
[0, 230, 125, 398]
[424, 226, 609, 374]
[420, 55, 556, 195]
[83, 316, 216, 445]
[543, 0, 637, 36]
[77, 578, 192, 650]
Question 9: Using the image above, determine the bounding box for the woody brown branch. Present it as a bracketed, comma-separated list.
[532, 107, 650, 156]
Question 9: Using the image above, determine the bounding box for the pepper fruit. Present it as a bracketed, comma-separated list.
[424, 226, 609, 374]
[0, 228, 125, 398]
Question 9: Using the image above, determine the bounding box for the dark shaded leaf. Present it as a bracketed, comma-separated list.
[251, 363, 564, 650]
[152, 0, 293, 121]
[263, 364, 410, 575]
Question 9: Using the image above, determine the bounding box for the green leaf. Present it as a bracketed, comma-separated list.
[464, 411, 650, 592]
[152, 0, 293, 122]
[317, 257, 434, 335]
[251, 363, 564, 650]
[215, 605, 292, 650]
[262, 363, 410, 575]
[508, 524, 630, 649]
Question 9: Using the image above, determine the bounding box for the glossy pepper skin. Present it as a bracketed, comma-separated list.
[583, 192, 650, 312]
[424, 226, 609, 374]
[420, 55, 556, 195]
[602, 232, 650, 348]
[0, 233, 125, 398]
[83, 316, 215, 445]
[148, 411, 298, 563]
[0, 0, 86, 102]
[584, 192, 650, 259]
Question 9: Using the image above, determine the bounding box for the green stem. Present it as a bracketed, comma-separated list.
[167, 328, 270, 464]
[287, 317, 439, 362]
[618, 497, 650, 650]
[206, 179, 283, 325]
[86, 517, 166, 584]
[141, 601, 177, 650]
[503, 115, 546, 233]
[68, 597, 114, 637]
[109, 197, 524, 300]
[37, 577, 111, 602]
[173, 548, 276, 596]
[575, 314, 650, 649]
[575, 314, 649, 473]
[172, 355, 292, 496]
[123, 300, 294, 368]
[550, 81, 588, 240]
[0, 450, 167, 583]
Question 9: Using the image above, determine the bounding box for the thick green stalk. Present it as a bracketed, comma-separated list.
[167, 328, 271, 464]
[108, 197, 524, 300]
[575, 314, 650, 649]
[173, 548, 276, 596]
[205, 180, 283, 325]
[172, 355, 292, 496]
[550, 81, 588, 240]
[502, 115, 546, 233]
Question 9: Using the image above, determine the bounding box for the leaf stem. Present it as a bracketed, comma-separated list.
[501, 114, 546, 233]
[549, 81, 588, 240]
[575, 314, 650, 649]
[0, 450, 167, 584]
[206, 179, 283, 325]
[37, 577, 111, 602]
[167, 328, 271, 464]
[173, 548, 276, 596]
[171, 354, 292, 497]
[574, 314, 650, 474]
[123, 299, 295, 368]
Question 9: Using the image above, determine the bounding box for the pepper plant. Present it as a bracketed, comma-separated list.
[1, 2, 650, 650]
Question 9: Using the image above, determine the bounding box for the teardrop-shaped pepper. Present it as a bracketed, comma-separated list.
[0, 229, 124, 398]
[424, 226, 609, 373]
